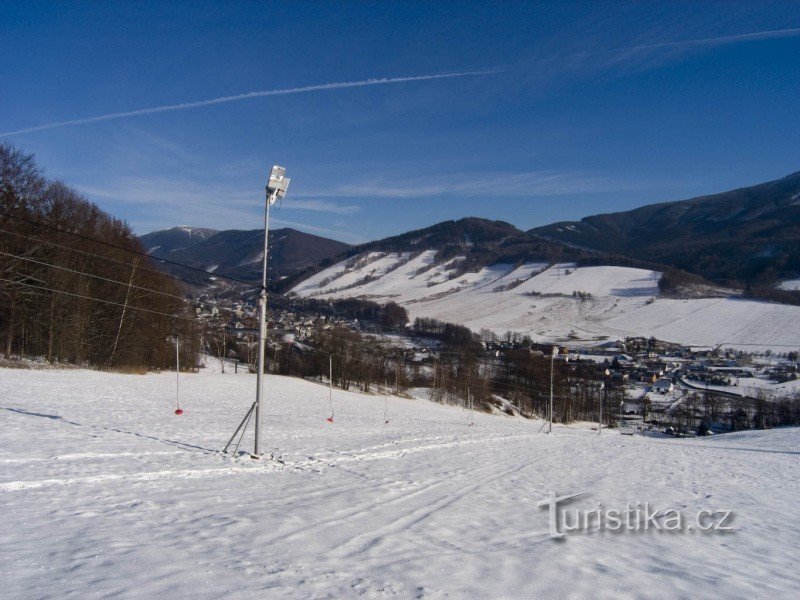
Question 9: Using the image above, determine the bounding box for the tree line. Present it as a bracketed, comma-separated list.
[0, 142, 198, 369]
[224, 316, 625, 425]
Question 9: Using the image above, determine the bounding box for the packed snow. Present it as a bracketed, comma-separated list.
[2, 367, 799, 598]
[292, 254, 800, 351]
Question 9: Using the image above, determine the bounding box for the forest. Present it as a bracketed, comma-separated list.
[0, 143, 197, 369]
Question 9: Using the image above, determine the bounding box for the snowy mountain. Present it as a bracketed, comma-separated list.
[139, 226, 350, 284]
[290, 251, 800, 351]
[532, 170, 800, 286]
[277, 217, 610, 293]
[138, 225, 219, 256]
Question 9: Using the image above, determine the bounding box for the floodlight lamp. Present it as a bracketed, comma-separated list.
[552, 346, 559, 356]
[267, 165, 290, 202]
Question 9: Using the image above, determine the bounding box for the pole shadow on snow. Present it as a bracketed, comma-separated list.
[1, 406, 216, 454]
[2, 406, 82, 425]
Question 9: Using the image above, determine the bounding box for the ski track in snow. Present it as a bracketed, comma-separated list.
[2, 368, 799, 599]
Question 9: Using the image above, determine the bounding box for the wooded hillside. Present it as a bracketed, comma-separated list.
[0, 143, 197, 369]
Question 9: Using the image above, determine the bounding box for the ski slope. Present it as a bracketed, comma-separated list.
[2, 367, 799, 598]
[292, 253, 800, 351]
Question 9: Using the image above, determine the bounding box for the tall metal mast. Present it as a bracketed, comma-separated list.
[253, 165, 290, 457]
[224, 165, 290, 458]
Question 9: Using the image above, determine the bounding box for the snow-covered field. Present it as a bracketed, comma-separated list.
[683, 375, 800, 400]
[2, 367, 799, 599]
[292, 252, 800, 351]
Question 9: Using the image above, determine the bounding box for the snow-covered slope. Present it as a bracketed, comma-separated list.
[2, 368, 799, 598]
[778, 278, 800, 291]
[291, 253, 800, 350]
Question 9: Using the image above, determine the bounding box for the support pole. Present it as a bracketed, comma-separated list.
[175, 336, 180, 408]
[223, 401, 257, 454]
[549, 353, 554, 434]
[600, 373, 608, 436]
[600, 389, 603, 435]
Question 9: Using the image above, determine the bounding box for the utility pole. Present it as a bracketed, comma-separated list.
[175, 336, 181, 414]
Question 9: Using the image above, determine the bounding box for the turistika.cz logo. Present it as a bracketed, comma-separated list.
[537, 492, 735, 539]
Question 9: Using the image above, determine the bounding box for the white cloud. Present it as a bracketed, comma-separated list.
[269, 218, 366, 243]
[285, 200, 360, 214]
[296, 171, 648, 199]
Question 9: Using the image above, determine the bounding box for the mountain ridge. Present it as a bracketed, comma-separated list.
[138, 226, 350, 285]
[147, 169, 800, 292]
[531, 170, 800, 286]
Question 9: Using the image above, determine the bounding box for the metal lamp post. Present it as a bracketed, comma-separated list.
[223, 165, 289, 458]
[253, 166, 290, 458]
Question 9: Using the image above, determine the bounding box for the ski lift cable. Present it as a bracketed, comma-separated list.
[0, 210, 254, 286]
[0, 250, 190, 302]
[0, 226, 206, 284]
[0, 276, 195, 321]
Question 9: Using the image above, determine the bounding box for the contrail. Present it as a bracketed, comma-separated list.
[4, 26, 797, 137]
[0, 69, 501, 137]
[619, 26, 800, 53]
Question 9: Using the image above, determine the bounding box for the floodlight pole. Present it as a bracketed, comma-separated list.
[223, 166, 288, 458]
[253, 187, 275, 458]
[252, 166, 289, 457]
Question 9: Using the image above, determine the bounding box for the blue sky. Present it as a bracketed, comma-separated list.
[2, 1, 799, 243]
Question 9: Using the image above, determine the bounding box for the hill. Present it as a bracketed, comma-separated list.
[138, 225, 219, 255]
[284, 216, 800, 350]
[290, 252, 800, 350]
[139, 226, 350, 284]
[277, 217, 606, 293]
[531, 171, 800, 286]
